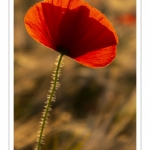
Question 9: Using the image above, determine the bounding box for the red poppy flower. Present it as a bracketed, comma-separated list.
[24, 0, 118, 68]
[115, 14, 136, 26]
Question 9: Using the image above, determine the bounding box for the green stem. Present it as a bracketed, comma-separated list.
[36, 54, 63, 150]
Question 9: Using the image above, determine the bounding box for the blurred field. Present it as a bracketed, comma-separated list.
[14, 0, 136, 150]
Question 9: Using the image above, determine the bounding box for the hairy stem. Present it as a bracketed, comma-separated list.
[35, 54, 64, 150]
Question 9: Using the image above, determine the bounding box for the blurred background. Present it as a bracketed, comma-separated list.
[14, 0, 136, 150]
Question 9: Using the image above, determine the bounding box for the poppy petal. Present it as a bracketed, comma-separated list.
[57, 4, 118, 67]
[75, 45, 117, 68]
[24, 0, 118, 68]
[24, 2, 60, 50]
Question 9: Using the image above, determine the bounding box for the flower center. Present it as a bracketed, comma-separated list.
[57, 45, 69, 56]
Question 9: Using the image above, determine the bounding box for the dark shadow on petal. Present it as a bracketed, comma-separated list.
[58, 6, 118, 58]
[41, 3, 118, 58]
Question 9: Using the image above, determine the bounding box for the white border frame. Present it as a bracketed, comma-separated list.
[0, 0, 13, 149]
[141, 0, 150, 150]
[0, 0, 9, 149]
[137, 0, 141, 149]
[9, 0, 14, 149]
